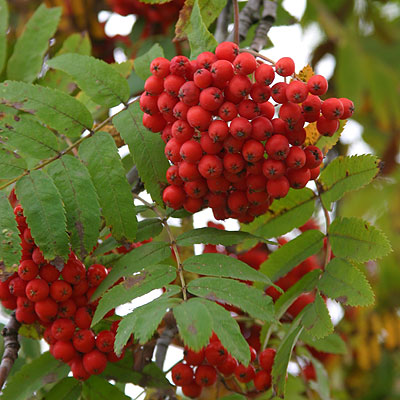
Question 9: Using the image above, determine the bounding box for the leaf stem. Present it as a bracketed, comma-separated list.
[233, 0, 240, 46]
[317, 184, 332, 269]
[131, 193, 188, 301]
[240, 47, 276, 65]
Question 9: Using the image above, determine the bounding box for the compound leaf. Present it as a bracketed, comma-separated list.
[133, 43, 164, 81]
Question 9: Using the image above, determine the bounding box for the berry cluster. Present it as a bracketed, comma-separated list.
[0, 204, 125, 380]
[172, 334, 276, 398]
[140, 42, 354, 222]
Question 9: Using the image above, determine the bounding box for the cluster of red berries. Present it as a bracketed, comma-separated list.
[140, 41, 354, 223]
[172, 332, 276, 398]
[0, 205, 125, 381]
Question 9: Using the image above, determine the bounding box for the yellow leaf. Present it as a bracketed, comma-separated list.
[296, 64, 315, 82]
[304, 122, 320, 146]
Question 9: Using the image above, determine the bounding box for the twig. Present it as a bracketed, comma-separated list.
[215, 0, 233, 42]
[240, 48, 275, 65]
[316, 182, 332, 269]
[155, 311, 178, 369]
[232, 0, 240, 45]
[132, 193, 188, 301]
[0, 312, 21, 390]
[227, 0, 261, 43]
[251, 0, 277, 51]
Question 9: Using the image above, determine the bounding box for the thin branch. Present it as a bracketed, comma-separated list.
[215, 0, 233, 42]
[227, 0, 261, 43]
[232, 0, 240, 45]
[239, 48, 275, 65]
[132, 193, 188, 301]
[316, 182, 332, 269]
[251, 0, 277, 52]
[155, 311, 178, 369]
[0, 312, 21, 390]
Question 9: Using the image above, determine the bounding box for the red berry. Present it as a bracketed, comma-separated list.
[144, 75, 164, 95]
[71, 357, 91, 381]
[200, 132, 223, 155]
[179, 81, 200, 107]
[218, 102, 237, 121]
[25, 278, 48, 302]
[271, 82, 288, 103]
[286, 80, 308, 103]
[287, 167, 311, 189]
[17, 260, 39, 281]
[238, 99, 261, 120]
[215, 41, 239, 62]
[170, 55, 191, 77]
[163, 185, 186, 209]
[150, 57, 170, 78]
[223, 153, 245, 173]
[73, 329, 96, 353]
[184, 179, 208, 199]
[228, 191, 249, 214]
[307, 74, 328, 95]
[178, 161, 201, 182]
[205, 341, 228, 366]
[187, 106, 212, 131]
[275, 57, 295, 77]
[287, 293, 315, 317]
[51, 318, 76, 341]
[233, 52, 257, 75]
[250, 83, 271, 103]
[52, 340, 77, 363]
[199, 87, 224, 111]
[217, 354, 238, 376]
[83, 349, 108, 375]
[173, 101, 190, 121]
[285, 146, 306, 169]
[164, 74, 185, 97]
[316, 115, 339, 136]
[75, 306, 93, 329]
[39, 263, 60, 282]
[171, 363, 194, 386]
[267, 176, 290, 198]
[339, 97, 355, 119]
[255, 63, 275, 86]
[211, 59, 234, 82]
[193, 68, 212, 89]
[16, 308, 36, 324]
[139, 92, 158, 115]
[142, 112, 167, 133]
[242, 139, 265, 163]
[251, 117, 274, 141]
[87, 264, 108, 287]
[180, 140, 203, 163]
[50, 280, 72, 302]
[321, 98, 344, 120]
[165, 137, 182, 163]
[183, 197, 203, 213]
[198, 155, 223, 179]
[184, 347, 205, 366]
[58, 299, 77, 319]
[32, 247, 46, 265]
[35, 297, 58, 322]
[72, 278, 89, 297]
[254, 369, 272, 391]
[228, 75, 252, 98]
[182, 382, 202, 398]
[304, 145, 323, 169]
[265, 135, 290, 160]
[259, 348, 276, 372]
[62, 254, 86, 285]
[195, 365, 217, 386]
[96, 330, 115, 353]
[208, 120, 229, 142]
[230, 117, 252, 140]
[235, 363, 256, 383]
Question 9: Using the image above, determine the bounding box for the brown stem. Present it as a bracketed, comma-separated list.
[240, 48, 275, 65]
[155, 311, 178, 369]
[132, 193, 188, 301]
[232, 0, 240, 45]
[227, 0, 261, 43]
[0, 312, 21, 390]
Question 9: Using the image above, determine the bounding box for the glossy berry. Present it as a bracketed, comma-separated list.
[71, 357, 91, 381]
[195, 365, 217, 386]
[265, 135, 290, 160]
[83, 349, 108, 375]
[286, 80, 308, 103]
[25, 279, 49, 302]
[215, 41, 239, 62]
[35, 297, 58, 322]
[259, 348, 276, 372]
[96, 330, 115, 353]
[233, 52, 257, 75]
[18, 260, 39, 281]
[171, 363, 194, 386]
[182, 382, 202, 398]
[72, 328, 95, 353]
[51, 318, 75, 341]
[307, 74, 328, 95]
[217, 354, 238, 376]
[255, 63, 275, 86]
[254, 370, 272, 391]
[9, 277, 28, 297]
[235, 363, 256, 383]
[321, 98, 344, 120]
[39, 264, 60, 282]
[267, 176, 290, 198]
[183, 347, 205, 366]
[52, 340, 77, 363]
[275, 57, 295, 77]
[205, 341, 228, 366]
[50, 280, 72, 302]
[87, 264, 108, 287]
[163, 185, 186, 209]
[304, 146, 323, 169]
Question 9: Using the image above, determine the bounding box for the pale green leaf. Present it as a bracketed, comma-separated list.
[242, 188, 316, 239]
[318, 257, 374, 306]
[92, 264, 176, 325]
[115, 296, 180, 354]
[113, 103, 169, 205]
[301, 292, 333, 339]
[58, 32, 92, 56]
[1, 352, 69, 400]
[93, 241, 170, 298]
[47, 155, 101, 259]
[0, 193, 20, 274]
[82, 375, 129, 400]
[6, 4, 61, 82]
[15, 170, 69, 261]
[133, 43, 164, 80]
[201, 299, 251, 365]
[187, 0, 218, 58]
[47, 54, 130, 107]
[300, 331, 347, 355]
[315, 120, 346, 155]
[188, 277, 274, 322]
[320, 155, 380, 210]
[0, 147, 26, 179]
[173, 298, 213, 351]
[260, 230, 324, 281]
[183, 253, 276, 285]
[329, 217, 392, 262]
[79, 131, 137, 242]
[0, 115, 59, 160]
[0, 81, 93, 137]
[0, 0, 8, 75]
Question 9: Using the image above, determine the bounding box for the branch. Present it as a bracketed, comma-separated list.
[0, 312, 21, 390]
[155, 311, 178, 369]
[251, 0, 277, 52]
[226, 0, 261, 43]
[232, 0, 240, 45]
[215, 0, 233, 42]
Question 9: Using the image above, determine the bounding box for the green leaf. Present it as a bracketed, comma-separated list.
[187, 0, 218, 58]
[101, 352, 141, 383]
[6, 4, 61, 82]
[315, 120, 346, 155]
[0, 81, 93, 137]
[272, 323, 303, 398]
[242, 188, 316, 239]
[115, 296, 180, 354]
[274, 269, 321, 319]
[301, 292, 333, 339]
[82, 375, 129, 400]
[183, 253, 276, 285]
[133, 43, 164, 81]
[220, 395, 247, 400]
[201, 299, 251, 365]
[177, 227, 260, 246]
[173, 298, 213, 351]
[136, 218, 163, 242]
[111, 60, 134, 79]
[329, 217, 392, 262]
[0, 147, 26, 179]
[319, 155, 381, 210]
[47, 54, 130, 107]
[15, 170, 69, 261]
[0, 193, 20, 273]
[47, 155, 101, 259]
[260, 230, 324, 281]
[175, 0, 227, 40]
[94, 241, 170, 298]
[92, 264, 176, 325]
[300, 331, 347, 355]
[188, 277, 274, 322]
[113, 103, 169, 205]
[0, 0, 8, 75]
[1, 352, 69, 400]
[44, 377, 81, 400]
[318, 257, 374, 306]
[79, 132, 137, 242]
[58, 32, 92, 56]
[0, 115, 59, 160]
